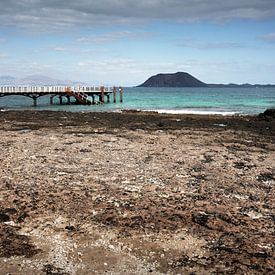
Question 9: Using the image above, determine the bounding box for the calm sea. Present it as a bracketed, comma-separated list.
[1, 87, 275, 115]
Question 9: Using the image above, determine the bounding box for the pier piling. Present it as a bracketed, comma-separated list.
[50, 95, 54, 105]
[66, 95, 71, 104]
[33, 97, 37, 107]
[100, 86, 105, 103]
[119, 87, 123, 103]
[113, 86, 117, 103]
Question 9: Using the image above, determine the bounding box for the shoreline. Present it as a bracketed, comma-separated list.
[0, 106, 262, 116]
[1, 109, 274, 137]
[0, 109, 274, 273]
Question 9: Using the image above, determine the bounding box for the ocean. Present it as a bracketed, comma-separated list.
[1, 87, 275, 115]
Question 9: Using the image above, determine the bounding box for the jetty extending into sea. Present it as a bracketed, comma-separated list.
[0, 86, 123, 106]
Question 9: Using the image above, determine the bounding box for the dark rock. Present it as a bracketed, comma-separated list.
[4, 208, 17, 215]
[192, 212, 210, 227]
[257, 172, 274, 182]
[0, 213, 10, 222]
[171, 255, 192, 268]
[65, 225, 76, 231]
[0, 224, 41, 258]
[258, 109, 275, 121]
[43, 264, 69, 275]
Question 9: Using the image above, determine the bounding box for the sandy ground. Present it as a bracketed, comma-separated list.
[0, 110, 274, 274]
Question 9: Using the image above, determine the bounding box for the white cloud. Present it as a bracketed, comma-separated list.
[77, 58, 136, 69]
[53, 47, 69, 52]
[177, 39, 244, 49]
[260, 33, 275, 43]
[77, 31, 153, 44]
[0, 53, 8, 58]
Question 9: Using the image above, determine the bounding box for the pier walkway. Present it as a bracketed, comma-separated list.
[0, 86, 123, 106]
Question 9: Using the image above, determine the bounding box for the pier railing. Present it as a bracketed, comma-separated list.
[0, 86, 114, 94]
[0, 85, 123, 106]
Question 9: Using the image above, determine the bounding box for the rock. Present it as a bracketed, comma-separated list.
[0, 213, 10, 222]
[258, 109, 275, 121]
[4, 208, 17, 215]
[256, 172, 274, 182]
[65, 225, 76, 231]
[192, 212, 210, 227]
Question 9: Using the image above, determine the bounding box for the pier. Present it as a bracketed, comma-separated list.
[0, 86, 123, 106]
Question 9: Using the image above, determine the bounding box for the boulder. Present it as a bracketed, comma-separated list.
[258, 109, 275, 121]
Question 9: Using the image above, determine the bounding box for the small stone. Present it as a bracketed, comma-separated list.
[0, 213, 10, 222]
[65, 225, 76, 231]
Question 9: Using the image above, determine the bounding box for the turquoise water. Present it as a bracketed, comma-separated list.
[1, 87, 275, 115]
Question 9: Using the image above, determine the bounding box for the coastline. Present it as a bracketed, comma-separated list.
[0, 110, 274, 274]
[0, 109, 274, 136]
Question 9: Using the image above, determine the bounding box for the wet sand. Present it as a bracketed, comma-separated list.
[0, 110, 274, 274]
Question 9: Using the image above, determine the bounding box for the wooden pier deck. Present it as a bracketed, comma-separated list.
[0, 86, 123, 106]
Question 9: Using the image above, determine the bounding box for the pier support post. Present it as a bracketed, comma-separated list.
[59, 96, 63, 105]
[113, 86, 117, 103]
[107, 94, 110, 103]
[91, 95, 95, 105]
[33, 97, 37, 107]
[66, 95, 71, 104]
[50, 95, 54, 105]
[119, 86, 123, 103]
[100, 86, 105, 103]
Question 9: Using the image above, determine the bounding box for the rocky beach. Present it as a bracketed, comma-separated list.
[0, 110, 274, 274]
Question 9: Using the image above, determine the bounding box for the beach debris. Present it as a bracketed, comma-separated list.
[213, 123, 227, 127]
[19, 129, 31, 133]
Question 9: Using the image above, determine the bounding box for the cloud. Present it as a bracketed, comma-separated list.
[0, 59, 55, 78]
[260, 33, 275, 43]
[177, 39, 244, 49]
[0, 53, 8, 58]
[0, 0, 274, 31]
[53, 47, 69, 52]
[77, 58, 137, 70]
[77, 31, 152, 44]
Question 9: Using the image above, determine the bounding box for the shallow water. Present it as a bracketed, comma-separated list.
[1, 87, 275, 115]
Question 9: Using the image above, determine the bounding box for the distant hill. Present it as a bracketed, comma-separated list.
[0, 76, 17, 85]
[207, 83, 275, 88]
[0, 75, 86, 86]
[138, 72, 207, 87]
[138, 72, 275, 88]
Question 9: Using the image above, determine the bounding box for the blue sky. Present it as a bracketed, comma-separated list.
[0, 0, 274, 86]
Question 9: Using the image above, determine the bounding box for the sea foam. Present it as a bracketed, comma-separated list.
[148, 109, 237, 116]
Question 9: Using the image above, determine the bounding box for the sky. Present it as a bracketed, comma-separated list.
[0, 0, 274, 86]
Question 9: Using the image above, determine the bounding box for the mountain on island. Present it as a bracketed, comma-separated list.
[138, 72, 207, 87]
[138, 72, 275, 88]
